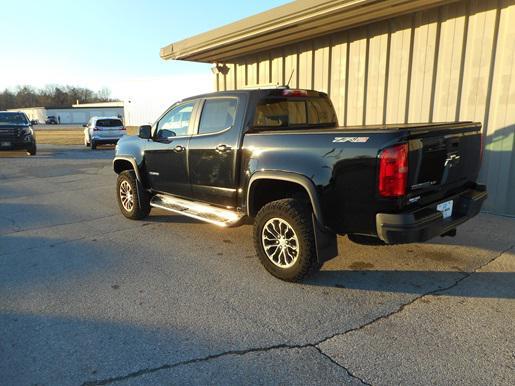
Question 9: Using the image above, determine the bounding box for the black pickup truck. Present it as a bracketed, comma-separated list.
[113, 88, 487, 281]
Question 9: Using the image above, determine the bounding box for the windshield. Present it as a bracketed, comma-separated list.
[0, 112, 29, 126]
[253, 97, 338, 129]
[96, 119, 123, 127]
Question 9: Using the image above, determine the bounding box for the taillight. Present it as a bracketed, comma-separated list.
[378, 143, 408, 197]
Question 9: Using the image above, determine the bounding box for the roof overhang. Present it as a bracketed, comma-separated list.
[161, 0, 457, 63]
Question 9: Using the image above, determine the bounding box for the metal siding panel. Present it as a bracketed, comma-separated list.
[459, 0, 498, 122]
[432, 2, 467, 122]
[408, 8, 439, 123]
[284, 45, 298, 88]
[313, 37, 330, 93]
[330, 32, 348, 125]
[365, 22, 389, 125]
[236, 61, 246, 88]
[258, 53, 270, 84]
[247, 57, 258, 86]
[482, 0, 515, 214]
[271, 48, 284, 86]
[225, 63, 236, 90]
[214, 73, 220, 92]
[386, 15, 413, 123]
[347, 28, 367, 125]
[298, 41, 313, 89]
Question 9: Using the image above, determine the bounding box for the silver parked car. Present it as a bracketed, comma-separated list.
[83, 116, 126, 149]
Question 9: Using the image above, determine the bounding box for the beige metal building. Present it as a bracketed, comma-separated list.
[161, 0, 515, 216]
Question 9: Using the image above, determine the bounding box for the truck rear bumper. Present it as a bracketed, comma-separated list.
[376, 185, 487, 244]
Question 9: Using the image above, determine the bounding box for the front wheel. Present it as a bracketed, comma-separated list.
[253, 199, 319, 282]
[116, 170, 151, 220]
[27, 144, 37, 156]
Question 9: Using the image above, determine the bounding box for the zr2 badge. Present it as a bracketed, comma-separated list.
[332, 137, 369, 143]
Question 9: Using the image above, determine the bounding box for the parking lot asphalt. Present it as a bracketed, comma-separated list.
[0, 144, 514, 385]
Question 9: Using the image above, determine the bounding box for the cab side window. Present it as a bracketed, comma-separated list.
[197, 98, 237, 135]
[156, 102, 195, 140]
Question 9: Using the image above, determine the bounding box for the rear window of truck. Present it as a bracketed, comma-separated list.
[253, 97, 337, 129]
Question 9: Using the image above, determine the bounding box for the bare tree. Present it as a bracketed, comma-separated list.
[0, 85, 118, 110]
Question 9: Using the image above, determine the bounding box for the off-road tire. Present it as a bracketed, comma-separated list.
[116, 170, 151, 220]
[254, 198, 319, 282]
[27, 144, 37, 156]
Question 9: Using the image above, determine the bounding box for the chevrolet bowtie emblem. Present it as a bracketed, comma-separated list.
[444, 154, 461, 167]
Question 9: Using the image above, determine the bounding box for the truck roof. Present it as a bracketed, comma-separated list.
[181, 88, 329, 102]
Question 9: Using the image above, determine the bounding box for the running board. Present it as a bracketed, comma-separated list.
[150, 194, 245, 227]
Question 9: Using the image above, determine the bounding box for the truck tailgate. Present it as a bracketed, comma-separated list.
[407, 122, 482, 203]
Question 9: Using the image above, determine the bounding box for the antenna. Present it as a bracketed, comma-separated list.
[286, 69, 295, 88]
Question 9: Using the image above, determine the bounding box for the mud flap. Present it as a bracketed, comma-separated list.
[135, 174, 145, 209]
[312, 214, 338, 264]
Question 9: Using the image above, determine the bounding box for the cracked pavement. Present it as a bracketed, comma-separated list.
[1, 145, 514, 385]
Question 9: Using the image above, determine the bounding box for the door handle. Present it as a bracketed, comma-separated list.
[216, 144, 231, 153]
[174, 145, 185, 152]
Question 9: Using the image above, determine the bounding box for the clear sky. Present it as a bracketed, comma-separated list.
[0, 0, 290, 99]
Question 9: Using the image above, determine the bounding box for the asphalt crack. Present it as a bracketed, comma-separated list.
[82, 244, 513, 386]
[313, 346, 372, 385]
[82, 344, 368, 386]
[314, 243, 515, 378]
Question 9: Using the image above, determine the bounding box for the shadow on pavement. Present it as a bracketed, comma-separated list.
[305, 269, 514, 299]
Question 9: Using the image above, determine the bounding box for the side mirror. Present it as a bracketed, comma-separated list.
[156, 129, 177, 142]
[139, 125, 152, 139]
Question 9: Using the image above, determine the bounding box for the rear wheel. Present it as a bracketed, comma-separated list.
[253, 199, 319, 282]
[116, 170, 151, 220]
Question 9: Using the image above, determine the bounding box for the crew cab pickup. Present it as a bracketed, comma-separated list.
[113, 88, 487, 281]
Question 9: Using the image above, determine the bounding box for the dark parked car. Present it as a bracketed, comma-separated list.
[113, 88, 487, 281]
[45, 116, 58, 124]
[0, 111, 37, 155]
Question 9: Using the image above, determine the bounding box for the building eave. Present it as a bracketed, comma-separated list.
[160, 0, 458, 63]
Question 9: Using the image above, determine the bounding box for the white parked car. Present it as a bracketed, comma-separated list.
[83, 116, 126, 149]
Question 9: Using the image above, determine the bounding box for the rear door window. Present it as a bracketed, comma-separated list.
[197, 98, 238, 135]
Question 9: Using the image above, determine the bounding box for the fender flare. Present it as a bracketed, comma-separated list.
[113, 156, 142, 182]
[247, 171, 325, 225]
[113, 155, 146, 208]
